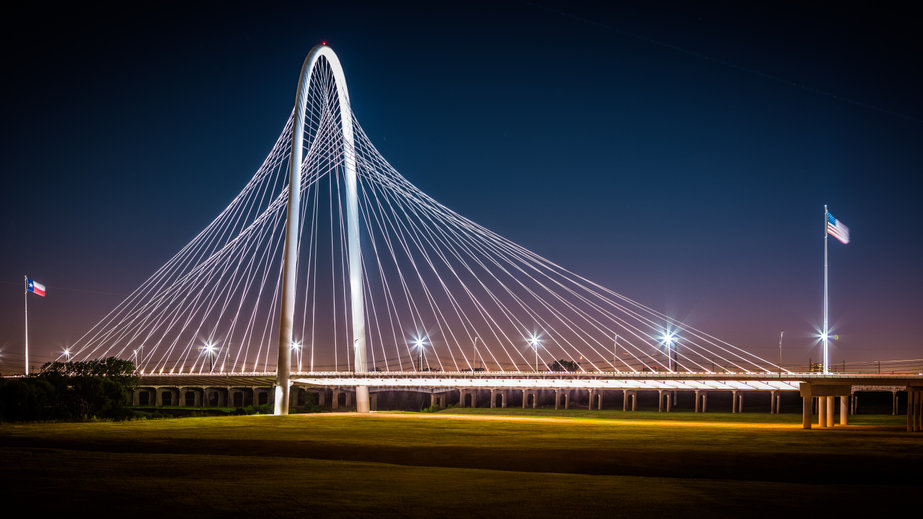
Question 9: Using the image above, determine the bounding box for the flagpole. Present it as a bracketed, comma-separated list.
[823, 205, 829, 375]
[24, 275, 29, 376]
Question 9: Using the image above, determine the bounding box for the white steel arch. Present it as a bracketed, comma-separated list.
[275, 44, 369, 414]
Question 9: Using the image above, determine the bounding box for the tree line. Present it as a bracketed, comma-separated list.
[0, 357, 138, 422]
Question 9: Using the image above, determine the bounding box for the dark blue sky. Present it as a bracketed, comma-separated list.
[2, 1, 921, 372]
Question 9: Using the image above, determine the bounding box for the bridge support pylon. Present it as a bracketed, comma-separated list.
[356, 386, 370, 413]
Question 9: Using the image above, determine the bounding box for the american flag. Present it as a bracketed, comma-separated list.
[826, 212, 849, 244]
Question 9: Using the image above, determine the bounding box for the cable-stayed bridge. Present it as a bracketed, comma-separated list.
[65, 45, 923, 430]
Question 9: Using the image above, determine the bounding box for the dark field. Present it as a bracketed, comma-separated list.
[1, 411, 920, 518]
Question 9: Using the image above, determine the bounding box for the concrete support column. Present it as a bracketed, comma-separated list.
[826, 396, 834, 427]
[694, 390, 701, 413]
[905, 390, 913, 432]
[906, 389, 919, 433]
[702, 392, 707, 413]
[155, 388, 163, 407]
[775, 392, 781, 414]
[622, 390, 628, 411]
[851, 393, 857, 415]
[555, 390, 563, 410]
[370, 392, 378, 411]
[658, 390, 664, 412]
[916, 390, 920, 432]
[818, 396, 827, 427]
[588, 390, 602, 410]
[737, 392, 744, 413]
[489, 389, 507, 408]
[332, 389, 339, 410]
[769, 391, 777, 414]
[665, 392, 672, 413]
[892, 391, 898, 416]
[731, 391, 737, 413]
[802, 395, 812, 429]
[132, 390, 140, 406]
[839, 395, 848, 426]
[522, 389, 528, 409]
[913, 390, 922, 432]
[917, 390, 923, 432]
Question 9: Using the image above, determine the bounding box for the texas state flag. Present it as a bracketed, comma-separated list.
[27, 278, 46, 297]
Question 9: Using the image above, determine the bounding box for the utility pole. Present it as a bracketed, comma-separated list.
[778, 330, 784, 376]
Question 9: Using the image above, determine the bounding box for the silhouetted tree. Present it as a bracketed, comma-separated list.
[549, 359, 580, 372]
[0, 357, 138, 422]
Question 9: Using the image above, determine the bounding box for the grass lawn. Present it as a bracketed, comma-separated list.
[433, 406, 909, 425]
[2, 412, 920, 517]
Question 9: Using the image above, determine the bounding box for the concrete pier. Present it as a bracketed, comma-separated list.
[731, 391, 743, 413]
[490, 389, 508, 408]
[522, 389, 538, 408]
[554, 389, 570, 410]
[588, 390, 603, 410]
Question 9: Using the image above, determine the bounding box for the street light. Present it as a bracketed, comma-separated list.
[291, 340, 303, 373]
[133, 346, 143, 372]
[63, 348, 71, 363]
[413, 336, 427, 371]
[660, 330, 677, 372]
[202, 342, 216, 373]
[527, 334, 541, 372]
[815, 330, 838, 372]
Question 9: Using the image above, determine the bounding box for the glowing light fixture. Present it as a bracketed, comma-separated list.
[527, 334, 541, 372]
[202, 342, 216, 372]
[291, 340, 303, 373]
[412, 335, 427, 371]
[660, 330, 678, 372]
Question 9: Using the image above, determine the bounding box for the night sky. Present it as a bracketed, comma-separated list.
[2, 1, 921, 373]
